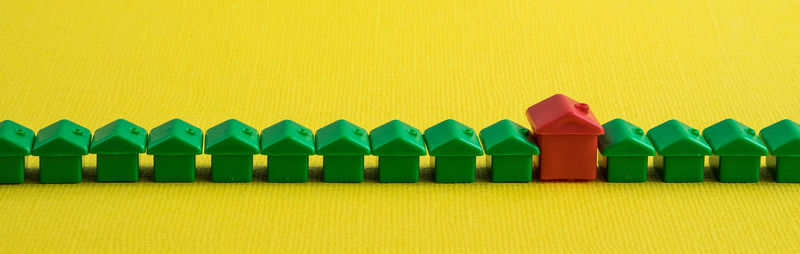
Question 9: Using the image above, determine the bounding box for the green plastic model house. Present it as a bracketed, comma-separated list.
[759, 119, 800, 183]
[702, 119, 767, 183]
[0, 120, 35, 184]
[316, 120, 371, 183]
[598, 119, 655, 183]
[146, 119, 203, 182]
[89, 119, 147, 182]
[261, 120, 315, 183]
[646, 120, 711, 182]
[424, 119, 483, 183]
[370, 120, 427, 183]
[479, 119, 539, 182]
[32, 119, 91, 184]
[204, 119, 260, 183]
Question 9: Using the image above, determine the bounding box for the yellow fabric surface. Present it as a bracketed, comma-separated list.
[1, 0, 800, 252]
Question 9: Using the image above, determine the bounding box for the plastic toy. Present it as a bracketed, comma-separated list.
[370, 120, 427, 183]
[479, 119, 539, 182]
[759, 119, 800, 182]
[146, 119, 203, 182]
[0, 120, 34, 184]
[525, 94, 604, 181]
[205, 119, 259, 182]
[424, 119, 483, 183]
[261, 120, 315, 183]
[31, 119, 91, 183]
[89, 119, 147, 182]
[6, 92, 800, 186]
[598, 119, 655, 182]
[647, 120, 711, 182]
[703, 119, 767, 182]
[316, 119, 371, 182]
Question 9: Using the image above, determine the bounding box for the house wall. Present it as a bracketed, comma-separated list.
[535, 135, 598, 180]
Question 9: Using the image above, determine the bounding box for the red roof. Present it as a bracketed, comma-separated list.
[525, 94, 604, 135]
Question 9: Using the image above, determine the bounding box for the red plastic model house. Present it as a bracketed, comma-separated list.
[525, 94, 604, 180]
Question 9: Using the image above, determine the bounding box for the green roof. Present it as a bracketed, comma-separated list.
[598, 118, 655, 156]
[0, 120, 35, 156]
[146, 119, 203, 155]
[702, 119, 767, 156]
[315, 119, 370, 156]
[89, 119, 147, 154]
[479, 119, 539, 155]
[646, 119, 711, 156]
[204, 119, 260, 155]
[423, 119, 483, 156]
[759, 119, 800, 156]
[369, 120, 426, 156]
[260, 120, 315, 156]
[32, 119, 91, 156]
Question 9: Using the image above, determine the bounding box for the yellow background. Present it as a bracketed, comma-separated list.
[2, 0, 800, 252]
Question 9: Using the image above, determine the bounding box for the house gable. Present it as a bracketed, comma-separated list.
[703, 119, 767, 156]
[479, 119, 539, 156]
[204, 119, 260, 155]
[89, 119, 147, 154]
[760, 119, 800, 156]
[146, 119, 203, 155]
[260, 120, 315, 156]
[424, 119, 483, 156]
[369, 120, 426, 156]
[315, 119, 370, 156]
[32, 119, 91, 156]
[647, 120, 711, 156]
[599, 118, 655, 156]
[525, 94, 604, 135]
[0, 120, 34, 156]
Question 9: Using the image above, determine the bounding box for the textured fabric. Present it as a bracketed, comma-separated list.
[1, 0, 800, 252]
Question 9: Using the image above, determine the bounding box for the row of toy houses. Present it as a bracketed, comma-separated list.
[1, 94, 799, 184]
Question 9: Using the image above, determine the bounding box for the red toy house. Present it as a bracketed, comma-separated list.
[525, 94, 604, 180]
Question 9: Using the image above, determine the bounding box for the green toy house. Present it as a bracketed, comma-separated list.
[646, 120, 711, 182]
[424, 119, 483, 183]
[598, 118, 655, 183]
[0, 120, 35, 184]
[479, 119, 539, 182]
[702, 119, 767, 183]
[204, 119, 260, 183]
[369, 120, 427, 183]
[261, 120, 315, 183]
[146, 119, 203, 182]
[89, 119, 147, 182]
[759, 119, 800, 182]
[316, 120, 371, 182]
[32, 119, 91, 183]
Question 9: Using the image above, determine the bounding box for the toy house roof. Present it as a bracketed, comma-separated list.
[204, 119, 260, 155]
[702, 119, 767, 156]
[369, 120, 426, 156]
[146, 119, 203, 155]
[0, 120, 35, 156]
[598, 118, 655, 156]
[759, 119, 800, 156]
[646, 119, 711, 156]
[260, 120, 315, 156]
[479, 119, 539, 155]
[89, 119, 147, 154]
[525, 94, 604, 135]
[32, 119, 91, 156]
[315, 119, 371, 156]
[423, 119, 483, 156]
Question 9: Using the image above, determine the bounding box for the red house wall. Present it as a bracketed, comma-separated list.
[536, 134, 598, 180]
